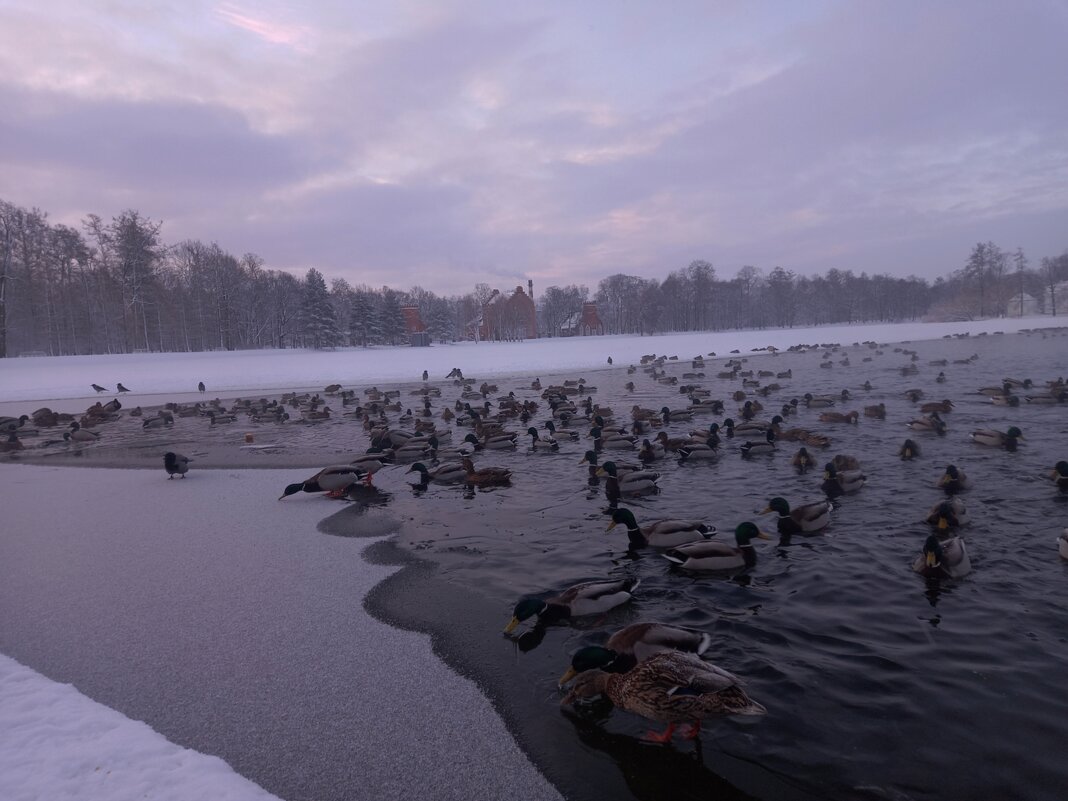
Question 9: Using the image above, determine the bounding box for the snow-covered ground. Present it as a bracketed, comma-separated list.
[1, 317, 1060, 407]
[0, 653, 282, 801]
[0, 464, 562, 801]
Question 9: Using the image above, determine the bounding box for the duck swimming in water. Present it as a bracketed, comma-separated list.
[606, 507, 716, 549]
[558, 622, 714, 686]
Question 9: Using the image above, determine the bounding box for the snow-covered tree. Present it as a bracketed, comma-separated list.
[300, 268, 342, 348]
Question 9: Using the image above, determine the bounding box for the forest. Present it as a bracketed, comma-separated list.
[1, 197, 1066, 358]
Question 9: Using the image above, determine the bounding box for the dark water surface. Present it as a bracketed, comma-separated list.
[6, 328, 1068, 801]
[351, 330, 1068, 801]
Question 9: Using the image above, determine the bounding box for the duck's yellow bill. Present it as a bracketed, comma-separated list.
[926, 552, 939, 568]
[759, 506, 772, 515]
[558, 667, 577, 686]
[504, 616, 520, 634]
[938, 517, 949, 530]
[756, 530, 772, 540]
[595, 467, 608, 477]
[606, 521, 617, 532]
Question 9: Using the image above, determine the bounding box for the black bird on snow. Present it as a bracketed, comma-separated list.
[198, 381, 206, 392]
[422, 370, 429, 382]
[91, 383, 107, 393]
[607, 356, 613, 365]
[117, 383, 131, 393]
[164, 452, 192, 479]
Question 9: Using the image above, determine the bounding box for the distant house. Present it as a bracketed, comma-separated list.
[401, 306, 431, 346]
[560, 302, 604, 336]
[474, 286, 538, 341]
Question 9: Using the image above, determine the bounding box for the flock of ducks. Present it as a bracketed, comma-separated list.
[4, 339, 1067, 744]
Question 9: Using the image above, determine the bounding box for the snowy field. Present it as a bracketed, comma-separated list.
[0, 464, 562, 801]
[0, 317, 1061, 408]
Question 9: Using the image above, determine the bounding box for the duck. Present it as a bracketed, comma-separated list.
[927, 498, 968, 529]
[561, 651, 766, 742]
[461, 456, 511, 486]
[527, 427, 559, 451]
[803, 393, 835, 408]
[739, 429, 776, 457]
[970, 427, 1023, 451]
[279, 465, 365, 499]
[207, 411, 236, 425]
[406, 461, 467, 484]
[638, 439, 665, 461]
[590, 426, 637, 450]
[163, 452, 191, 479]
[863, 403, 886, 419]
[906, 412, 946, 436]
[819, 410, 859, 424]
[821, 462, 865, 497]
[0, 433, 24, 452]
[597, 462, 660, 493]
[545, 421, 579, 441]
[580, 450, 640, 479]
[660, 406, 693, 424]
[606, 508, 716, 549]
[662, 522, 770, 571]
[1051, 461, 1068, 493]
[505, 577, 641, 633]
[913, 533, 971, 579]
[142, 414, 174, 429]
[558, 622, 714, 686]
[899, 439, 921, 460]
[677, 440, 719, 461]
[64, 422, 100, 443]
[938, 464, 971, 494]
[761, 497, 830, 535]
[792, 446, 815, 471]
[920, 399, 954, 414]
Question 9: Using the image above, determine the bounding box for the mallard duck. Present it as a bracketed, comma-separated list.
[163, 452, 191, 479]
[677, 440, 719, 461]
[660, 406, 693, 424]
[461, 456, 511, 486]
[803, 393, 835, 408]
[1051, 461, 1068, 493]
[739, 429, 776, 457]
[590, 426, 637, 450]
[970, 427, 1023, 451]
[527, 427, 559, 450]
[505, 577, 640, 632]
[761, 497, 830, 535]
[906, 412, 946, 435]
[913, 533, 971, 579]
[819, 410, 859, 424]
[606, 507, 715, 549]
[927, 498, 968, 529]
[920, 399, 954, 414]
[0, 433, 24, 452]
[792, 446, 814, 471]
[638, 439, 665, 461]
[561, 651, 766, 742]
[938, 464, 971, 493]
[64, 422, 100, 443]
[207, 411, 236, 424]
[580, 450, 640, 479]
[279, 465, 365, 499]
[821, 463, 865, 497]
[832, 454, 861, 471]
[545, 421, 579, 441]
[406, 461, 467, 484]
[662, 522, 770, 571]
[597, 462, 660, 492]
[558, 622, 714, 685]
[863, 403, 886, 419]
[978, 382, 1012, 397]
[899, 439, 921, 460]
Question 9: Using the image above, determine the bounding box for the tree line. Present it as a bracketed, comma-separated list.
[1, 197, 1065, 357]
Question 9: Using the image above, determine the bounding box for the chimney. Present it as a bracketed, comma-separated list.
[528, 279, 534, 300]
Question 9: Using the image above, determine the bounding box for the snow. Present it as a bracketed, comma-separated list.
[0, 464, 562, 801]
[0, 317, 1061, 408]
[0, 653, 282, 801]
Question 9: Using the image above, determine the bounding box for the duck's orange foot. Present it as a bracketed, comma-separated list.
[326, 489, 347, 498]
[641, 723, 676, 743]
[682, 720, 702, 740]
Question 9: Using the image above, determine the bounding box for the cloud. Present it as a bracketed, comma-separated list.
[0, 0, 1065, 294]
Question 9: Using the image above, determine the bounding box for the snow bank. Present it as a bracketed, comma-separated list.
[0, 653, 281, 801]
[0, 317, 1059, 406]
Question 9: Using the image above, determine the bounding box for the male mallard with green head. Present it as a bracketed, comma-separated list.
[558, 622, 713, 686]
[505, 578, 640, 633]
[662, 522, 770, 571]
[606, 507, 715, 549]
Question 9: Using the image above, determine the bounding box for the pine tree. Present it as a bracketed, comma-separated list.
[378, 289, 405, 345]
[349, 290, 374, 346]
[300, 268, 341, 348]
